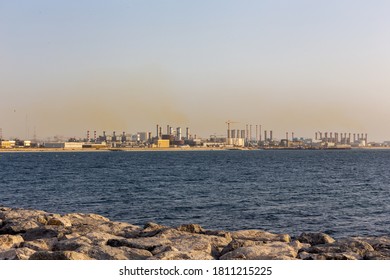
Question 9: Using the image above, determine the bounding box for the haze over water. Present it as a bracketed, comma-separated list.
[1, 150, 389, 238]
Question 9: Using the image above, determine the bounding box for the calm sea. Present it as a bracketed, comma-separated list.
[1, 150, 389, 238]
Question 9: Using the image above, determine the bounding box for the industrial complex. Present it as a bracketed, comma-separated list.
[0, 123, 388, 151]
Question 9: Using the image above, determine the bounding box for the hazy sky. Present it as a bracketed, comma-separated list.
[1, 0, 389, 141]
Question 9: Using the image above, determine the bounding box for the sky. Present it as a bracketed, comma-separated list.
[1, 0, 390, 141]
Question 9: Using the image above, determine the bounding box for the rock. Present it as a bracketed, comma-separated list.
[300, 239, 374, 260]
[0, 220, 40, 234]
[0, 234, 24, 250]
[298, 232, 335, 245]
[36, 215, 48, 225]
[231, 230, 291, 243]
[47, 217, 72, 227]
[0, 247, 36, 260]
[220, 242, 298, 260]
[21, 238, 57, 251]
[22, 227, 60, 241]
[149, 250, 215, 260]
[351, 236, 390, 258]
[29, 251, 93, 260]
[204, 230, 232, 239]
[176, 224, 205, 234]
[107, 237, 172, 251]
[151, 245, 179, 255]
[53, 236, 93, 251]
[139, 222, 167, 237]
[157, 228, 232, 257]
[220, 239, 264, 256]
[77, 245, 152, 260]
[289, 240, 311, 252]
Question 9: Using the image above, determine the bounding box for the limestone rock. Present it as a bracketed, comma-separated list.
[0, 247, 36, 260]
[77, 245, 152, 260]
[149, 250, 214, 260]
[231, 230, 291, 243]
[29, 250, 93, 260]
[298, 232, 335, 245]
[0, 220, 40, 234]
[47, 217, 72, 227]
[21, 238, 57, 251]
[300, 239, 374, 260]
[176, 224, 205, 234]
[53, 236, 92, 251]
[220, 239, 264, 256]
[107, 237, 172, 251]
[22, 227, 60, 241]
[220, 242, 298, 260]
[0, 234, 24, 250]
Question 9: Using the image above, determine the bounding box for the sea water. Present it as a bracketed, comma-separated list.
[1, 149, 389, 238]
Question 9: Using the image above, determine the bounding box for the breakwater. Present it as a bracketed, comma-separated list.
[1, 207, 389, 260]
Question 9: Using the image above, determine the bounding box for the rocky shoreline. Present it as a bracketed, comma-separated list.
[1, 207, 389, 260]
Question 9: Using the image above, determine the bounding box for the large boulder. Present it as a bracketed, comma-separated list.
[220, 242, 298, 260]
[0, 234, 24, 250]
[0, 247, 36, 260]
[76, 245, 152, 260]
[298, 232, 335, 245]
[29, 250, 93, 260]
[299, 239, 374, 260]
[231, 230, 291, 243]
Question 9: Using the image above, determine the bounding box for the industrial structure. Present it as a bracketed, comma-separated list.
[1, 120, 388, 150]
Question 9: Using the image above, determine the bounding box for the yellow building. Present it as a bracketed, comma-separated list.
[154, 139, 170, 148]
[0, 140, 16, 148]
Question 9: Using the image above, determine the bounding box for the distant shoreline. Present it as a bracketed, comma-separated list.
[1, 146, 390, 153]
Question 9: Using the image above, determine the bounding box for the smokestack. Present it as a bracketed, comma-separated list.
[177, 127, 182, 140]
[325, 132, 328, 142]
[94, 131, 96, 142]
[156, 125, 159, 139]
[87, 130, 90, 142]
[159, 127, 162, 139]
[264, 130, 268, 141]
[148, 132, 151, 140]
[259, 125, 262, 142]
[270, 130, 273, 141]
[256, 125, 258, 141]
[365, 133, 368, 144]
[315, 132, 318, 140]
[167, 125, 170, 135]
[292, 132, 294, 141]
[231, 130, 236, 139]
[330, 132, 333, 142]
[186, 127, 190, 140]
[286, 132, 289, 140]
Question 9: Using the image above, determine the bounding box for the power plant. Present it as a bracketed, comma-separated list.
[2, 119, 388, 150]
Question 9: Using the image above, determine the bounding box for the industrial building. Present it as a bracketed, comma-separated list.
[44, 142, 84, 149]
